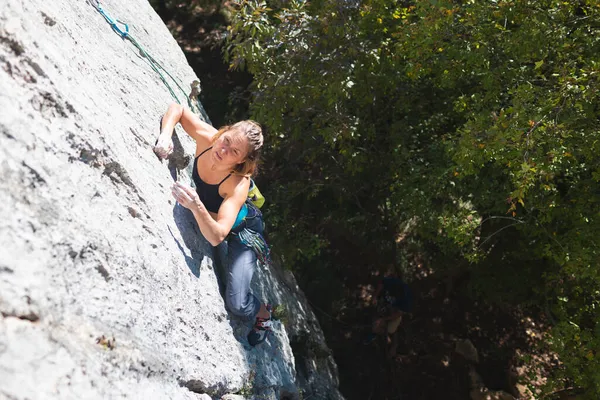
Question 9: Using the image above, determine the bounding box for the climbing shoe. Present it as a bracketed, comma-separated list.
[247, 304, 274, 347]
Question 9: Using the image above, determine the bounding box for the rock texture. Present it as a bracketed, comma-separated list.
[455, 338, 479, 364]
[469, 367, 516, 400]
[0, 0, 343, 399]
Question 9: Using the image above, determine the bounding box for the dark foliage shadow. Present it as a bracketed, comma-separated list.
[320, 242, 545, 400]
[213, 240, 228, 297]
[167, 133, 189, 180]
[170, 204, 208, 278]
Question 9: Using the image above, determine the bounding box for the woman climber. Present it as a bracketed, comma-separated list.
[153, 103, 272, 346]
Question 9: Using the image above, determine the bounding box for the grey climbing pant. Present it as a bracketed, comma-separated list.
[224, 203, 265, 319]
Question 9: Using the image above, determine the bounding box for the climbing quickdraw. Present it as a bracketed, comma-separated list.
[94, 0, 129, 38]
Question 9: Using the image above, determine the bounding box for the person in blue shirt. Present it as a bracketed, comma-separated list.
[364, 276, 413, 352]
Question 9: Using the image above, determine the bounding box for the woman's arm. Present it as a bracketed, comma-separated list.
[154, 103, 217, 159]
[172, 178, 250, 246]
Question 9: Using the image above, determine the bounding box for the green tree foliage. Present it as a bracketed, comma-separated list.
[227, 0, 600, 394]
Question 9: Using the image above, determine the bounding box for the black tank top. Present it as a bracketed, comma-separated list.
[191, 147, 232, 213]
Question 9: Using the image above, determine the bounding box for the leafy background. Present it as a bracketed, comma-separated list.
[152, 0, 599, 398]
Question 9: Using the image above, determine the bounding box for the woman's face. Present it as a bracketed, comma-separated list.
[212, 130, 249, 167]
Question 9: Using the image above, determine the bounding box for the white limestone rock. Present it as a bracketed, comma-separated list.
[0, 0, 343, 399]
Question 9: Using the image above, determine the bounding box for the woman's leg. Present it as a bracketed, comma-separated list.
[225, 237, 261, 320]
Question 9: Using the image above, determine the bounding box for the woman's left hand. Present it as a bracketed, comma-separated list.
[171, 181, 205, 212]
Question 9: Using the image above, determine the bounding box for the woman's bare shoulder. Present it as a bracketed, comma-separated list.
[221, 174, 250, 199]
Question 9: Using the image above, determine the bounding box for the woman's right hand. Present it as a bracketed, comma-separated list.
[171, 181, 205, 213]
[154, 133, 174, 159]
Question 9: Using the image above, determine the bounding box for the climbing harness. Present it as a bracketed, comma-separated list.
[231, 180, 265, 229]
[92, 0, 201, 113]
[230, 200, 271, 267]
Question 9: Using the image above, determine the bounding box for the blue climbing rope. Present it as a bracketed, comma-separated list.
[95, 1, 129, 38]
[92, 0, 198, 111]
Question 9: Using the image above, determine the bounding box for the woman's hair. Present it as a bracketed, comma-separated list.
[212, 120, 263, 176]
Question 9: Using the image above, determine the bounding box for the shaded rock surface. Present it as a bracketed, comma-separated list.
[455, 338, 479, 364]
[469, 367, 516, 400]
[0, 0, 343, 399]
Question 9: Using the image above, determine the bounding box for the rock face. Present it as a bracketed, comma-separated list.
[0, 1, 343, 399]
[469, 367, 516, 400]
[455, 339, 479, 364]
